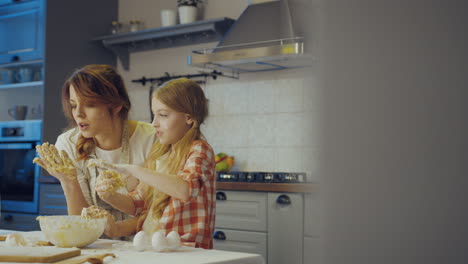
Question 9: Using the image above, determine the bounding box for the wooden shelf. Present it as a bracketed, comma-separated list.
[0, 81, 43, 90]
[93, 17, 235, 70]
[216, 182, 317, 193]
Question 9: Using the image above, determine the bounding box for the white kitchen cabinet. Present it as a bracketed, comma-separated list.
[214, 190, 308, 264]
[215, 191, 267, 232]
[214, 190, 268, 261]
[304, 193, 322, 264]
[213, 228, 267, 259]
[304, 237, 323, 264]
[304, 193, 321, 237]
[267, 192, 303, 264]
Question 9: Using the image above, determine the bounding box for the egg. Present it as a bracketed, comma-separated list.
[133, 231, 150, 251]
[5, 233, 28, 247]
[151, 230, 169, 252]
[165, 231, 181, 250]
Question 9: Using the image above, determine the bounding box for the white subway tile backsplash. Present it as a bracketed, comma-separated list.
[275, 78, 304, 113]
[246, 147, 278, 171]
[303, 147, 321, 182]
[275, 113, 304, 147]
[120, 44, 321, 175]
[201, 116, 225, 149]
[205, 82, 224, 116]
[303, 77, 322, 112]
[223, 83, 250, 114]
[303, 111, 322, 147]
[248, 81, 276, 113]
[248, 114, 276, 147]
[276, 147, 303, 172]
[223, 115, 250, 147]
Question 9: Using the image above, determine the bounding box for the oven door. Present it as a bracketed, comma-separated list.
[0, 142, 39, 213]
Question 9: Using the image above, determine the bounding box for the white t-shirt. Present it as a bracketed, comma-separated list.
[55, 121, 156, 220]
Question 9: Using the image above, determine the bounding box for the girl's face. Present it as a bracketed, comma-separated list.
[69, 84, 118, 139]
[151, 97, 193, 145]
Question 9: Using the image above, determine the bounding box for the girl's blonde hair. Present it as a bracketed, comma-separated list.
[137, 78, 208, 231]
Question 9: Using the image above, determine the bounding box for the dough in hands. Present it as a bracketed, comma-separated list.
[96, 170, 125, 193]
[34, 143, 76, 180]
[81, 205, 110, 219]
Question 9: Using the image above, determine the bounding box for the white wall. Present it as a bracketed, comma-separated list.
[117, 0, 321, 181]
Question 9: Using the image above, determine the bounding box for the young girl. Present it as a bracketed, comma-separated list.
[92, 77, 216, 249]
[34, 65, 156, 223]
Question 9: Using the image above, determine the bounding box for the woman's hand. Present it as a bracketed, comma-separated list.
[102, 210, 117, 238]
[33, 143, 77, 182]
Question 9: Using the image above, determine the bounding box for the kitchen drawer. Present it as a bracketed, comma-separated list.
[215, 190, 267, 232]
[213, 228, 267, 262]
[268, 192, 303, 264]
[304, 236, 323, 264]
[39, 183, 67, 215]
[304, 193, 321, 237]
[0, 212, 39, 231]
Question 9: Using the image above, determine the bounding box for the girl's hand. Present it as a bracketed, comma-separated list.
[33, 143, 77, 182]
[88, 159, 129, 175]
[95, 170, 125, 201]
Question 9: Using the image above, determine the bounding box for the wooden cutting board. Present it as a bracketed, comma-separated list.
[0, 247, 81, 263]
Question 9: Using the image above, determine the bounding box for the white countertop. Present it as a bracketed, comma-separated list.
[0, 230, 264, 264]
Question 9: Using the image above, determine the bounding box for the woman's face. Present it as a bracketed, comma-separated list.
[151, 97, 193, 145]
[69, 84, 116, 139]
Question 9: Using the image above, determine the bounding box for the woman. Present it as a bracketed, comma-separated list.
[34, 64, 156, 223]
[92, 78, 216, 248]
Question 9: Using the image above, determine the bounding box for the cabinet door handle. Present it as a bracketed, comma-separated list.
[213, 231, 226, 240]
[216, 192, 226, 201]
[276, 194, 291, 205]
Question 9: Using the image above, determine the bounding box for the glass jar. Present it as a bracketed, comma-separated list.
[110, 21, 123, 34]
[129, 20, 142, 32]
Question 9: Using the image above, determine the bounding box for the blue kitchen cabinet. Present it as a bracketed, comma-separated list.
[0, 0, 44, 64]
[0, 0, 117, 231]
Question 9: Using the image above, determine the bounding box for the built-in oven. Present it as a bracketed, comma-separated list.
[0, 120, 41, 214]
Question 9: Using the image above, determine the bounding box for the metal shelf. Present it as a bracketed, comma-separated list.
[93, 17, 235, 70]
[0, 81, 43, 90]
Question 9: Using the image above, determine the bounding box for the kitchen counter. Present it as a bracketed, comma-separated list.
[38, 179, 317, 193]
[216, 182, 317, 193]
[0, 230, 264, 264]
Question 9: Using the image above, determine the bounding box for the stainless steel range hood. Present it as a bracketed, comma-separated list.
[188, 0, 313, 73]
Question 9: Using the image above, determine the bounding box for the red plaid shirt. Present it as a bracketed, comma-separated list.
[129, 140, 216, 249]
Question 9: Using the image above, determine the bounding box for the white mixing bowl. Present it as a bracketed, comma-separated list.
[37, 215, 106, 248]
